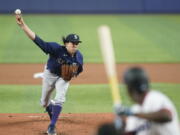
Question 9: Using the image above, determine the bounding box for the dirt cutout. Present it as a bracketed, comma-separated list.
[0, 63, 180, 84]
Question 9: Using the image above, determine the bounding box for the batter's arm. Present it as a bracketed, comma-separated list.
[134, 108, 172, 123]
[15, 15, 35, 40]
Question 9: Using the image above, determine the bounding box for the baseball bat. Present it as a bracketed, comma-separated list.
[98, 25, 121, 108]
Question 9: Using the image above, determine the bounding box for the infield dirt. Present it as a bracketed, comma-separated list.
[0, 63, 180, 84]
[0, 113, 114, 135]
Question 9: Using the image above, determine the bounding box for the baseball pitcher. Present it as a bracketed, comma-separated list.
[15, 14, 83, 135]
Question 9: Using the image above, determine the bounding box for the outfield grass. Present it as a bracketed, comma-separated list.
[0, 15, 180, 63]
[0, 83, 179, 117]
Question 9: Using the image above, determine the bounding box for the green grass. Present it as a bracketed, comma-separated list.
[0, 14, 180, 63]
[0, 83, 179, 117]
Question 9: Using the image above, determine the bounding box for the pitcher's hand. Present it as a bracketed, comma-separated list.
[15, 14, 24, 28]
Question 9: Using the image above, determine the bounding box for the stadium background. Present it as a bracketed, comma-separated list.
[0, 0, 180, 134]
[1, 0, 180, 13]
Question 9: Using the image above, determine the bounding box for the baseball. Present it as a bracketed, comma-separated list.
[15, 9, 21, 15]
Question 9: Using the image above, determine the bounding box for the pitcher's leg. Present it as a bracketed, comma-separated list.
[49, 78, 69, 127]
[40, 69, 58, 107]
[54, 78, 69, 105]
[40, 76, 55, 107]
[40, 69, 59, 122]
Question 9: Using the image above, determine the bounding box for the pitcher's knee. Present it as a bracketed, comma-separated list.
[40, 100, 49, 108]
[51, 99, 64, 106]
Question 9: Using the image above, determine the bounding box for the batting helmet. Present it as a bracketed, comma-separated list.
[97, 123, 124, 135]
[123, 67, 149, 93]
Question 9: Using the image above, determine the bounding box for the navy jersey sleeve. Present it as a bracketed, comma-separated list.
[76, 51, 83, 74]
[33, 35, 61, 56]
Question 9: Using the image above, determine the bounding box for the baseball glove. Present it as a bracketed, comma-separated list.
[61, 63, 79, 81]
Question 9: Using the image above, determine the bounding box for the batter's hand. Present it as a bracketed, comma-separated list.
[115, 105, 134, 116]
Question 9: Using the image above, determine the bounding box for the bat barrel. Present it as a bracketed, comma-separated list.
[98, 25, 121, 107]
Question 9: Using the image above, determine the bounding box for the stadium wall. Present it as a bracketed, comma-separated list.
[0, 0, 180, 13]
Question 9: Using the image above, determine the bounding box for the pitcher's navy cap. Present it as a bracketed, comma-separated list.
[65, 34, 82, 43]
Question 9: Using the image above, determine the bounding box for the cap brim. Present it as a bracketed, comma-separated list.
[71, 41, 82, 44]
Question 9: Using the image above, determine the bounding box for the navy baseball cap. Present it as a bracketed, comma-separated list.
[65, 34, 82, 43]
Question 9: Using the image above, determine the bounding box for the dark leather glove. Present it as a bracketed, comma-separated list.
[61, 63, 78, 81]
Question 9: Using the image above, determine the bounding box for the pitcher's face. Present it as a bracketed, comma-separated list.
[65, 42, 79, 55]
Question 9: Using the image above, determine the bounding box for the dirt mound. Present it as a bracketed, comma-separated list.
[0, 113, 114, 135]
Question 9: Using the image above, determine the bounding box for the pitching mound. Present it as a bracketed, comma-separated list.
[0, 113, 114, 135]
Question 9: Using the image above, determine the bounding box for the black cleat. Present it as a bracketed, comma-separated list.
[47, 124, 57, 135]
